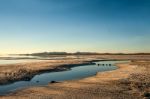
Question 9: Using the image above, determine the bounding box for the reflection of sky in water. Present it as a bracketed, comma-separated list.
[0, 60, 129, 95]
[0, 55, 66, 65]
[0, 55, 86, 65]
[0, 55, 38, 65]
[0, 59, 48, 65]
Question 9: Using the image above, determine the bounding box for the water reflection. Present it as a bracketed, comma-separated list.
[0, 60, 128, 95]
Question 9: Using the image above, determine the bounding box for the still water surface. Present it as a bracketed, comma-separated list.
[0, 60, 128, 95]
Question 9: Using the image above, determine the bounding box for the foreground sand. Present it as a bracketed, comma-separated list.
[0, 55, 150, 99]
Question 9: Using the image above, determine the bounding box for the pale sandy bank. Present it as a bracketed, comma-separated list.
[0, 55, 150, 99]
[0, 62, 144, 99]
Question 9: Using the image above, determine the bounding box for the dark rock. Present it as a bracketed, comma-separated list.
[50, 81, 57, 83]
[36, 81, 39, 83]
[143, 92, 150, 97]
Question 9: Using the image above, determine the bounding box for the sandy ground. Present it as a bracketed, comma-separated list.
[0, 58, 94, 85]
[0, 55, 150, 99]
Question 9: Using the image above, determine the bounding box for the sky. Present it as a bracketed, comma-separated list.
[0, 0, 150, 54]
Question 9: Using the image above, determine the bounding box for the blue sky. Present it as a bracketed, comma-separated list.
[0, 0, 150, 54]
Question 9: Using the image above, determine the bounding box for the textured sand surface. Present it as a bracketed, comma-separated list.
[0, 55, 150, 99]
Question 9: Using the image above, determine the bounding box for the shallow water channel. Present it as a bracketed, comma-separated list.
[0, 60, 129, 95]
